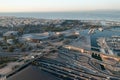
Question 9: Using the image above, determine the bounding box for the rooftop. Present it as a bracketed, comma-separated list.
[22, 32, 50, 40]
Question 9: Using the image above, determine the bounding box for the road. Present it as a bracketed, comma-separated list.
[62, 48, 120, 79]
[34, 51, 108, 79]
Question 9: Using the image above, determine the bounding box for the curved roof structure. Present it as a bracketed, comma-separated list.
[22, 32, 50, 40]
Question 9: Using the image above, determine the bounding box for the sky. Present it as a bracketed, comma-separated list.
[0, 0, 120, 12]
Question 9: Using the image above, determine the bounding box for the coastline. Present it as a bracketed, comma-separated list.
[0, 11, 120, 22]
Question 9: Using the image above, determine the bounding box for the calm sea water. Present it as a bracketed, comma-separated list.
[0, 11, 120, 21]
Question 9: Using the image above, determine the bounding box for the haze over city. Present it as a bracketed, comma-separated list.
[0, 0, 120, 12]
[0, 0, 120, 80]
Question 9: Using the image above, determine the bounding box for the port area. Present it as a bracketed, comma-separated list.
[31, 34, 120, 80]
[1, 29, 120, 80]
[0, 19, 120, 80]
[33, 46, 120, 80]
[97, 37, 114, 55]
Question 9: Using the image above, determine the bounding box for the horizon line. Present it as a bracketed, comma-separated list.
[0, 9, 120, 13]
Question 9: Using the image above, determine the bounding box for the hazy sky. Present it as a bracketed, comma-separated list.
[0, 0, 120, 12]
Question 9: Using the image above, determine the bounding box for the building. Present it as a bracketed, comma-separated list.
[98, 36, 120, 56]
[3, 31, 19, 38]
[22, 32, 50, 43]
[106, 36, 120, 56]
[7, 39, 14, 45]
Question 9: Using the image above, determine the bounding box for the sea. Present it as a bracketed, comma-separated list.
[0, 11, 120, 21]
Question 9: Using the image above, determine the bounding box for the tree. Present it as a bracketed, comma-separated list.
[91, 53, 102, 61]
[8, 46, 14, 52]
[3, 36, 7, 43]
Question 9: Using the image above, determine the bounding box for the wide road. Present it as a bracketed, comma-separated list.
[59, 48, 120, 79]
[35, 53, 107, 79]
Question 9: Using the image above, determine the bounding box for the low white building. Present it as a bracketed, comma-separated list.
[3, 31, 19, 37]
[22, 32, 50, 43]
[7, 39, 14, 44]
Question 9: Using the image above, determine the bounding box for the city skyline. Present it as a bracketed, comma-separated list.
[0, 0, 120, 12]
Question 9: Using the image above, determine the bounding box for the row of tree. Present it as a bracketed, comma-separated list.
[91, 53, 102, 61]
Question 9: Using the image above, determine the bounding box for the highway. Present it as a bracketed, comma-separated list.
[61, 48, 120, 79]
[36, 58, 95, 80]
[34, 50, 108, 79]
[33, 47, 120, 80]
